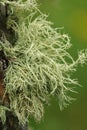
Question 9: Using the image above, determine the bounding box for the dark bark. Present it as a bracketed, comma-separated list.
[0, 112, 27, 130]
[0, 3, 27, 130]
[0, 2, 17, 45]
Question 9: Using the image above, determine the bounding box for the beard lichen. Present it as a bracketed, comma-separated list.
[0, 0, 87, 126]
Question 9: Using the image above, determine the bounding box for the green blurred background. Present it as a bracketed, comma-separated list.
[30, 0, 87, 130]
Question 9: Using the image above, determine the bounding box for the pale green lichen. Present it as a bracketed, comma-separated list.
[0, 0, 87, 125]
[0, 106, 10, 124]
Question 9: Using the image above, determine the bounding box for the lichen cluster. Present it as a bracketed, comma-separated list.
[0, 0, 87, 125]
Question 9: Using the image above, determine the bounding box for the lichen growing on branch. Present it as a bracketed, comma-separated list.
[0, 0, 87, 125]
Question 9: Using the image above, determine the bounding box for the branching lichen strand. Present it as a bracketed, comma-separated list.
[0, 0, 87, 125]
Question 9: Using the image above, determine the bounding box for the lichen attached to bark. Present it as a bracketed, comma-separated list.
[0, 0, 87, 125]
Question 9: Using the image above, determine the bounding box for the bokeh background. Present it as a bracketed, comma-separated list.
[30, 0, 87, 130]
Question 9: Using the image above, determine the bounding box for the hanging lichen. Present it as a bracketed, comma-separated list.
[0, 0, 87, 126]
